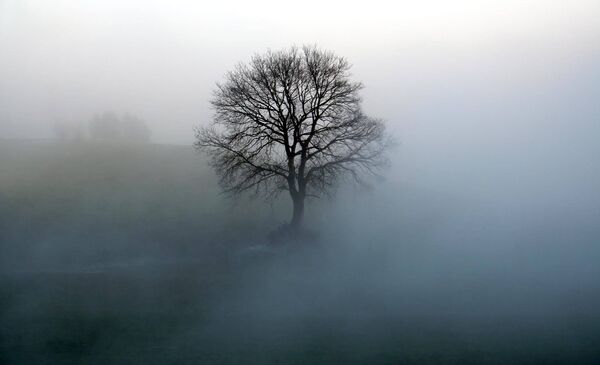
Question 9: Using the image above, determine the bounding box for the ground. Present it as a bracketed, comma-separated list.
[1, 140, 599, 364]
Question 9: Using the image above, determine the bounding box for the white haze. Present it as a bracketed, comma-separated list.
[1, 0, 599, 143]
[2, 2, 600, 363]
[2, 0, 599, 262]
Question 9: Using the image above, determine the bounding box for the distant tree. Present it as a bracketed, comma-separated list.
[89, 112, 151, 142]
[121, 113, 151, 142]
[53, 121, 84, 141]
[89, 111, 120, 140]
[196, 46, 391, 231]
[53, 121, 70, 141]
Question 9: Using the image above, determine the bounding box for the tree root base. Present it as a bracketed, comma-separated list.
[267, 224, 318, 245]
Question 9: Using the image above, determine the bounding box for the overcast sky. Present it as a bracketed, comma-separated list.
[1, 0, 599, 145]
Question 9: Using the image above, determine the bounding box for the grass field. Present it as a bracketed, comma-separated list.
[1, 140, 599, 364]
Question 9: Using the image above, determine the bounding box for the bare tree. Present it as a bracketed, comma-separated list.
[53, 121, 84, 142]
[196, 46, 390, 230]
[89, 111, 151, 142]
[121, 113, 151, 142]
[89, 111, 120, 140]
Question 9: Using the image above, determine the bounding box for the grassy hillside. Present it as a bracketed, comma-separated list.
[0, 140, 285, 271]
[0, 140, 293, 364]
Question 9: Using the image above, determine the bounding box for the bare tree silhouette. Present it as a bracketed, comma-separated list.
[196, 46, 390, 231]
[89, 112, 151, 142]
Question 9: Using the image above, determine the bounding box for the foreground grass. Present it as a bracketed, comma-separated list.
[0, 140, 279, 271]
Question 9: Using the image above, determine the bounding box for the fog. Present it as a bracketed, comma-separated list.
[3, 1, 600, 142]
[1, 1, 600, 364]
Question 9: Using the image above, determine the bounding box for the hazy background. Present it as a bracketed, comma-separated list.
[2, 0, 599, 205]
[2, 0, 600, 141]
[1, 1, 600, 364]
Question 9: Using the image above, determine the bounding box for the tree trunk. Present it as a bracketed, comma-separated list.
[290, 193, 305, 229]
